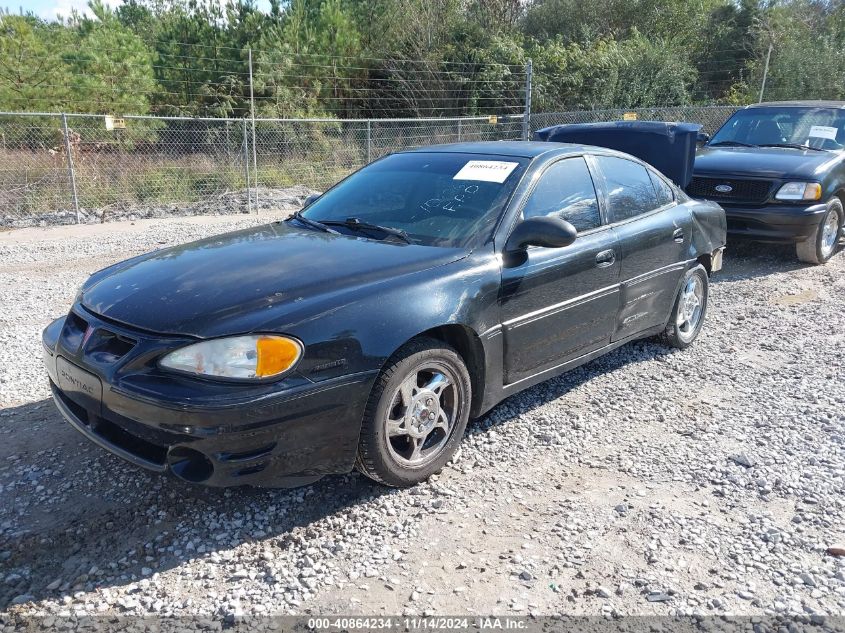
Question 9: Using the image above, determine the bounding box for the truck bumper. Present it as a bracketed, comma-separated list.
[723, 202, 828, 243]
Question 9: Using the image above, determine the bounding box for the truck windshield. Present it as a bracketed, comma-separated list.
[710, 107, 845, 151]
[301, 152, 529, 248]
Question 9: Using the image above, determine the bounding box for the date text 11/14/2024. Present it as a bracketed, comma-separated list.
[308, 617, 529, 630]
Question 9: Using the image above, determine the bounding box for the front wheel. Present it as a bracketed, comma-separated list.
[660, 264, 709, 350]
[796, 198, 843, 265]
[356, 338, 471, 487]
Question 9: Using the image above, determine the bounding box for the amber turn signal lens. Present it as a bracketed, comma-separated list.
[804, 183, 822, 201]
[255, 336, 301, 377]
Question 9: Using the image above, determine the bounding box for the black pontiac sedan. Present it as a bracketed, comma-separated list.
[43, 141, 726, 488]
[689, 101, 845, 264]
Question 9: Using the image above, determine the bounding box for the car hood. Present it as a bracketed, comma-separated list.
[694, 146, 842, 180]
[81, 222, 466, 337]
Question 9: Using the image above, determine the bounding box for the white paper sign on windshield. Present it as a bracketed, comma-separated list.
[453, 160, 519, 183]
[808, 125, 838, 140]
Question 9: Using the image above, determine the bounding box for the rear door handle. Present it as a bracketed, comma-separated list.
[673, 228, 685, 243]
[595, 249, 615, 268]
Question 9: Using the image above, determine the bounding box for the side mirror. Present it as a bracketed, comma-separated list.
[303, 193, 321, 208]
[696, 132, 710, 146]
[505, 216, 577, 252]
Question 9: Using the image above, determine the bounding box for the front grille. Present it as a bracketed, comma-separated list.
[687, 177, 774, 204]
[61, 311, 88, 352]
[86, 328, 137, 364]
[62, 307, 138, 363]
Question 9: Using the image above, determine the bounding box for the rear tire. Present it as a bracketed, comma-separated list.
[660, 264, 709, 350]
[796, 198, 843, 265]
[356, 337, 471, 488]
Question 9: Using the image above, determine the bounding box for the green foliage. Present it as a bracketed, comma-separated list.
[0, 7, 154, 114]
[1, 0, 844, 118]
[0, 15, 68, 111]
[530, 33, 698, 110]
[740, 0, 845, 103]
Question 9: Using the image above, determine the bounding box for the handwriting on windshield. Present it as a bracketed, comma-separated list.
[421, 183, 480, 215]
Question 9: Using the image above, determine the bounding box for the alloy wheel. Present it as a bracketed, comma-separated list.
[677, 275, 704, 341]
[820, 208, 841, 258]
[384, 363, 459, 467]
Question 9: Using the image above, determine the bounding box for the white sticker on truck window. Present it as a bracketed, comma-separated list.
[808, 125, 838, 140]
[453, 160, 519, 183]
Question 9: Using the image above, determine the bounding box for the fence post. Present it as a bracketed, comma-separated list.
[457, 118, 462, 142]
[61, 113, 81, 223]
[522, 59, 533, 141]
[242, 118, 251, 213]
[758, 43, 773, 103]
[248, 47, 259, 213]
[366, 120, 372, 164]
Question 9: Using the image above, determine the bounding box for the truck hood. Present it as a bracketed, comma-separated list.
[694, 146, 842, 180]
[81, 222, 466, 338]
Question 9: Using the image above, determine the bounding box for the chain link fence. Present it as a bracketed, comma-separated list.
[0, 106, 741, 227]
[0, 112, 524, 227]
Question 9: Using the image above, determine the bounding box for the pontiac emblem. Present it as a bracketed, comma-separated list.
[714, 184, 733, 193]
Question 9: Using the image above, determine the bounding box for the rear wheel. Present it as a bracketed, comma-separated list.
[796, 198, 843, 265]
[660, 264, 709, 350]
[356, 338, 471, 487]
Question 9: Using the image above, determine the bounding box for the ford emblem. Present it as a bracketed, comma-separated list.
[714, 184, 733, 193]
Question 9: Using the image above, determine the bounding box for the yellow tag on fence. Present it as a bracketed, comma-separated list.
[488, 115, 498, 125]
[622, 112, 638, 121]
[105, 116, 126, 130]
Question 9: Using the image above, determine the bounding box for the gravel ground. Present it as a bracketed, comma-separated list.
[1, 185, 316, 229]
[0, 214, 843, 620]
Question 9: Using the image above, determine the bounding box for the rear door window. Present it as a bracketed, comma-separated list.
[594, 155, 660, 222]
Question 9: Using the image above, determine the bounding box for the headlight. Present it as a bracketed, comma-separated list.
[775, 182, 822, 201]
[160, 335, 302, 380]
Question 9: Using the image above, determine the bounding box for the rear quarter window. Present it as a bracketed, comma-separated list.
[649, 171, 675, 207]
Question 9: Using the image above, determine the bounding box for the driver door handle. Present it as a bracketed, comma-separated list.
[595, 249, 616, 268]
[673, 228, 685, 243]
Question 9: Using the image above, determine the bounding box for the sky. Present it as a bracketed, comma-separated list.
[6, 0, 272, 21]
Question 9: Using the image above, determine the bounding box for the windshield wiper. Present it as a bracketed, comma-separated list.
[708, 140, 758, 148]
[287, 211, 338, 234]
[758, 143, 827, 152]
[318, 218, 411, 244]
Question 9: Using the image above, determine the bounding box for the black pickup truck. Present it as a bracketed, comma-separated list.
[688, 101, 845, 264]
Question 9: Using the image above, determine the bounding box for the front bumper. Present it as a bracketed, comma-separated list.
[43, 310, 377, 487]
[722, 202, 828, 243]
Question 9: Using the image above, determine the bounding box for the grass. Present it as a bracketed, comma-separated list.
[0, 150, 361, 217]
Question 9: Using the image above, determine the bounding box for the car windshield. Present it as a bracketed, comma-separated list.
[710, 106, 845, 150]
[301, 152, 529, 248]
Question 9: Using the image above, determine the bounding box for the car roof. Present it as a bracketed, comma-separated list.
[400, 141, 588, 159]
[749, 100, 845, 109]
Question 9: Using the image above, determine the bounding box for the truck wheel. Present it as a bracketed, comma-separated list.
[796, 198, 843, 265]
[356, 337, 471, 487]
[660, 264, 709, 350]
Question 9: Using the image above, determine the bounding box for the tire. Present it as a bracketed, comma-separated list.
[796, 198, 843, 265]
[355, 337, 471, 487]
[660, 264, 709, 350]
